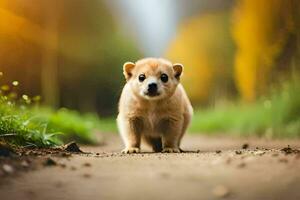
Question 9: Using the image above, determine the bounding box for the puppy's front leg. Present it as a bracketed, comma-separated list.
[118, 116, 143, 153]
[160, 118, 182, 153]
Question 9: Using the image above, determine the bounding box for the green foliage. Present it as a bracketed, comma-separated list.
[34, 108, 100, 145]
[0, 78, 103, 147]
[0, 101, 61, 147]
[97, 118, 117, 133]
[190, 79, 300, 137]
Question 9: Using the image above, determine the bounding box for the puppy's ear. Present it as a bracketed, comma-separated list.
[173, 63, 183, 79]
[123, 62, 135, 81]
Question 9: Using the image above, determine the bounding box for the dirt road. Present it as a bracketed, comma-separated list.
[1, 134, 300, 200]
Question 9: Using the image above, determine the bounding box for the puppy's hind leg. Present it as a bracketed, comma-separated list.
[177, 112, 192, 151]
[160, 118, 183, 153]
[143, 136, 162, 152]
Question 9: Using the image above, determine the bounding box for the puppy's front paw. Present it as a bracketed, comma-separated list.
[122, 147, 140, 154]
[162, 147, 181, 153]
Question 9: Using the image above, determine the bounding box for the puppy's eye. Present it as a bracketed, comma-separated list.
[138, 74, 146, 82]
[160, 73, 168, 83]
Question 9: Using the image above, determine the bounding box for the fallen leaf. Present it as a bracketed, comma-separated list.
[64, 142, 83, 153]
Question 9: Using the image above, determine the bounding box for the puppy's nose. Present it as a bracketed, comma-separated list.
[148, 83, 158, 94]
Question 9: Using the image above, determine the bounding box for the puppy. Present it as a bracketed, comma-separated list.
[117, 58, 193, 153]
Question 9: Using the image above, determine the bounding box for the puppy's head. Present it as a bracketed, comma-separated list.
[123, 58, 183, 100]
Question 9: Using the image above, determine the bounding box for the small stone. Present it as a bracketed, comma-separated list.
[226, 158, 232, 164]
[83, 173, 91, 178]
[237, 162, 246, 168]
[235, 150, 242, 155]
[281, 145, 293, 155]
[21, 160, 29, 168]
[83, 163, 91, 167]
[279, 158, 288, 163]
[159, 172, 170, 179]
[280, 145, 300, 155]
[44, 158, 57, 166]
[64, 142, 82, 153]
[60, 152, 71, 157]
[212, 185, 230, 198]
[60, 163, 66, 168]
[242, 143, 249, 149]
[2, 164, 14, 174]
[54, 181, 63, 188]
[216, 150, 222, 154]
[254, 150, 265, 156]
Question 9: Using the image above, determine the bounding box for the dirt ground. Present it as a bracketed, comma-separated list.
[1, 134, 300, 200]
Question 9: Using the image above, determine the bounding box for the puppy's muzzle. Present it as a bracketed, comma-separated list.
[146, 83, 159, 96]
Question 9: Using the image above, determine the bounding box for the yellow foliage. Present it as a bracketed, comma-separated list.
[166, 12, 234, 104]
[0, 2, 57, 50]
[232, 0, 295, 101]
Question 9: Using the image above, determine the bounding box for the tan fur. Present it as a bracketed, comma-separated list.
[117, 58, 193, 153]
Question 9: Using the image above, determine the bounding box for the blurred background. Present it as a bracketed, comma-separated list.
[1, 0, 300, 139]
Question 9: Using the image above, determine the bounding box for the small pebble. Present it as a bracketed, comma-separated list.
[226, 158, 232, 164]
[83, 173, 91, 178]
[242, 143, 249, 149]
[21, 160, 29, 168]
[83, 163, 91, 167]
[2, 164, 14, 174]
[212, 185, 230, 198]
[58, 162, 66, 168]
[237, 162, 246, 168]
[254, 150, 265, 156]
[235, 150, 242, 155]
[279, 158, 288, 163]
[44, 158, 57, 166]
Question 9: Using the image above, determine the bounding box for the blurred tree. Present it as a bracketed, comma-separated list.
[57, 0, 141, 115]
[0, 0, 141, 115]
[232, 0, 298, 101]
[41, 1, 60, 108]
[166, 12, 235, 105]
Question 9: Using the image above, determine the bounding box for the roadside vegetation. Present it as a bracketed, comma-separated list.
[190, 79, 300, 138]
[1, 71, 299, 149]
[55, 78, 300, 138]
[0, 75, 101, 147]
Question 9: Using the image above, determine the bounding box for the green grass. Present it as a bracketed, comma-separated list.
[35, 108, 100, 145]
[0, 101, 105, 147]
[189, 80, 300, 137]
[0, 87, 106, 147]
